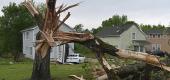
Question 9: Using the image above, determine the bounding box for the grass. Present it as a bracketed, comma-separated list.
[0, 63, 32, 80]
[0, 58, 92, 80]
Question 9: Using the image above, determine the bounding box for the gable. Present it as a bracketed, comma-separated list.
[121, 25, 146, 40]
[21, 23, 75, 33]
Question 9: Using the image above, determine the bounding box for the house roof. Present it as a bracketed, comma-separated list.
[144, 29, 164, 35]
[96, 22, 138, 37]
[20, 26, 38, 32]
[21, 22, 75, 32]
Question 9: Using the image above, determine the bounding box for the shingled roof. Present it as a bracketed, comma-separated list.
[96, 22, 138, 37]
[144, 29, 164, 35]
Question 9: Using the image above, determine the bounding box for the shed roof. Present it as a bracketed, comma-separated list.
[21, 22, 75, 32]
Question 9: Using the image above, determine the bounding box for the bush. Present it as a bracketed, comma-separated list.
[74, 43, 95, 58]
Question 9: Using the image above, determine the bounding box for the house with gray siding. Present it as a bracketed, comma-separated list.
[21, 23, 75, 63]
[96, 22, 147, 52]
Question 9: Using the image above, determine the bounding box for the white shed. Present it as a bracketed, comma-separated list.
[21, 23, 75, 63]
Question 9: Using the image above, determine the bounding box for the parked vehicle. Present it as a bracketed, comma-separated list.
[147, 50, 167, 57]
[66, 54, 85, 63]
[152, 51, 167, 57]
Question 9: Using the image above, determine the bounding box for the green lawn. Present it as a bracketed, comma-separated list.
[0, 58, 92, 80]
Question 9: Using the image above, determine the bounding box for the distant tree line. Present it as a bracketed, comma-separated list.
[0, 3, 36, 61]
[74, 15, 167, 35]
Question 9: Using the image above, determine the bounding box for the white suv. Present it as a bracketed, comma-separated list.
[66, 54, 85, 63]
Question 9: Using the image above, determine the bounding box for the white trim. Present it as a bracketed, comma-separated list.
[33, 29, 35, 41]
[20, 26, 38, 32]
[131, 32, 136, 40]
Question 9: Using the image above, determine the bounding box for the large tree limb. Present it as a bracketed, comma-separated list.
[116, 49, 170, 71]
[95, 63, 161, 80]
[23, 0, 39, 17]
[23, 0, 44, 30]
[57, 3, 79, 14]
[53, 32, 170, 72]
[53, 12, 71, 33]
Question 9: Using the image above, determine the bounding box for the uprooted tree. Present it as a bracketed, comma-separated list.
[23, 0, 170, 80]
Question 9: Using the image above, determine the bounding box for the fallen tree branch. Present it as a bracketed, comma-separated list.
[95, 62, 162, 80]
[69, 75, 85, 80]
[55, 34, 170, 72]
[115, 49, 170, 71]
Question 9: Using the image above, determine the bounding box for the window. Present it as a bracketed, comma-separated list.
[153, 34, 155, 38]
[152, 44, 156, 51]
[50, 48, 53, 53]
[150, 34, 152, 38]
[25, 32, 29, 40]
[152, 44, 161, 51]
[132, 33, 136, 40]
[156, 44, 161, 51]
[59, 46, 62, 52]
[140, 46, 144, 52]
[26, 47, 32, 55]
[134, 46, 139, 51]
[158, 34, 160, 38]
[29, 47, 32, 55]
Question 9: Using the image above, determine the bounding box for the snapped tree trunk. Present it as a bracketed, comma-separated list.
[23, 0, 79, 80]
[31, 49, 51, 80]
[31, 37, 51, 80]
[78, 38, 118, 80]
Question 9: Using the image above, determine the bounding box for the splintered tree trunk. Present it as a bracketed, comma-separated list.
[31, 32, 52, 80]
[31, 44, 51, 80]
[78, 38, 118, 80]
[95, 51, 120, 80]
[96, 52, 116, 80]
[23, 0, 79, 79]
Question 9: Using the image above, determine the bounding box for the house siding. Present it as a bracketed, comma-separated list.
[145, 34, 170, 53]
[22, 24, 75, 63]
[22, 30, 35, 59]
[120, 25, 146, 50]
[98, 25, 146, 52]
[100, 37, 121, 48]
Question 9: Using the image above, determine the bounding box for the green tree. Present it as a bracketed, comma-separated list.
[102, 15, 128, 27]
[74, 24, 84, 32]
[91, 15, 129, 34]
[91, 26, 102, 34]
[0, 3, 36, 60]
[140, 24, 165, 31]
[140, 24, 152, 31]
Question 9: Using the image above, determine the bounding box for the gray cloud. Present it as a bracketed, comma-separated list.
[1, 0, 170, 29]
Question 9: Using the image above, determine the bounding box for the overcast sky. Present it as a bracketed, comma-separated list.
[1, 0, 170, 29]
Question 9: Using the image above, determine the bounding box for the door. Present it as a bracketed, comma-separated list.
[64, 44, 69, 62]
